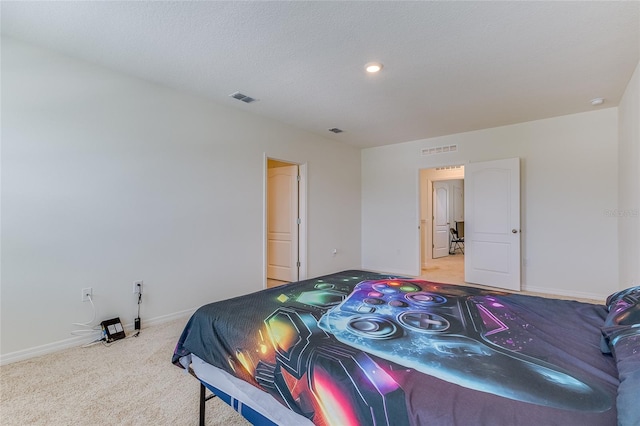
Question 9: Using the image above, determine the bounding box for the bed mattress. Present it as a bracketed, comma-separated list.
[190, 354, 313, 425]
[173, 270, 639, 425]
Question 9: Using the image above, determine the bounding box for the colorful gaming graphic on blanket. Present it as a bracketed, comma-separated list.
[174, 271, 622, 426]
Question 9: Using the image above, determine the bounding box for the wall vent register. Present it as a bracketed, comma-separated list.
[229, 91, 258, 103]
[421, 144, 458, 156]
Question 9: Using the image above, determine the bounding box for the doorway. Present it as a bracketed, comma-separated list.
[265, 158, 307, 288]
[419, 158, 521, 291]
[419, 166, 465, 284]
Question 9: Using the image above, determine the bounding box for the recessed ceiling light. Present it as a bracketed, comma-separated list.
[590, 98, 604, 106]
[365, 62, 383, 73]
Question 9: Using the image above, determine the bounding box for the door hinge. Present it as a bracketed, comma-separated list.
[297, 175, 301, 182]
[296, 261, 301, 267]
[296, 218, 301, 225]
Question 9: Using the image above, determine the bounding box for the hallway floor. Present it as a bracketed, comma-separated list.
[420, 253, 465, 285]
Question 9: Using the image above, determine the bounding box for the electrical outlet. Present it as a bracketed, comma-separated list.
[133, 280, 143, 294]
[81, 287, 92, 302]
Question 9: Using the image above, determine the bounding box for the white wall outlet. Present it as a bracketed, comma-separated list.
[81, 287, 92, 302]
[133, 280, 143, 294]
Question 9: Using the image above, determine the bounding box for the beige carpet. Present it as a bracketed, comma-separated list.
[0, 318, 250, 425]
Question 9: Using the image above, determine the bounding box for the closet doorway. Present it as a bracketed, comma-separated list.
[265, 158, 307, 288]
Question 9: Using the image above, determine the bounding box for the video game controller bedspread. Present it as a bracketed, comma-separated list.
[174, 270, 620, 426]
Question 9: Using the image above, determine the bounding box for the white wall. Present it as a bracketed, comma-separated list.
[618, 60, 640, 289]
[1, 38, 362, 361]
[362, 108, 619, 300]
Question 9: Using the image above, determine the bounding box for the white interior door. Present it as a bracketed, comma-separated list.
[464, 158, 521, 291]
[267, 164, 299, 282]
[432, 182, 450, 258]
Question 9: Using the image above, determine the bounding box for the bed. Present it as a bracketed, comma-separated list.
[172, 270, 640, 425]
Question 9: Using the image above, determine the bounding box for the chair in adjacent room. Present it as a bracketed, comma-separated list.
[449, 225, 464, 254]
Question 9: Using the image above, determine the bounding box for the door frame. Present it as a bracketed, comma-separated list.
[418, 163, 465, 272]
[263, 154, 307, 288]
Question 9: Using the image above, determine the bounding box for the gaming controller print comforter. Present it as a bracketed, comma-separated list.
[173, 270, 640, 426]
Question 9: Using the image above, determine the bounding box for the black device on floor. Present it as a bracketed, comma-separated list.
[101, 317, 126, 342]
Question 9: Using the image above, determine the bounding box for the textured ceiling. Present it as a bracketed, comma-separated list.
[2, 1, 639, 148]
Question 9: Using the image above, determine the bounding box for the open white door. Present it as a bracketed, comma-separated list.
[267, 164, 299, 282]
[464, 158, 521, 291]
[432, 182, 450, 258]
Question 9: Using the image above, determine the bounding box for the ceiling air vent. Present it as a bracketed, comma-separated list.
[229, 91, 258, 103]
[328, 128, 344, 134]
[421, 144, 458, 156]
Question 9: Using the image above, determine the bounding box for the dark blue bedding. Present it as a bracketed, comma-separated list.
[173, 270, 632, 425]
[601, 286, 640, 425]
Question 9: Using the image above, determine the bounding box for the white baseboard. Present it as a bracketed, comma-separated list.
[121, 307, 196, 331]
[0, 308, 197, 366]
[361, 266, 419, 278]
[0, 334, 98, 367]
[522, 285, 608, 303]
